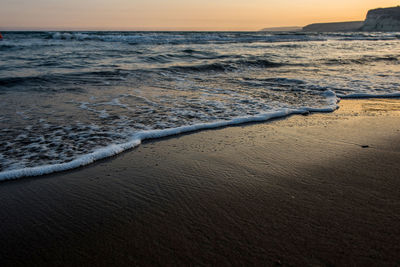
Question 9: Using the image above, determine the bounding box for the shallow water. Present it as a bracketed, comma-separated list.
[0, 31, 399, 179]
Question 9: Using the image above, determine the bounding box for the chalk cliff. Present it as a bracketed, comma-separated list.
[262, 6, 400, 32]
[361, 6, 400, 31]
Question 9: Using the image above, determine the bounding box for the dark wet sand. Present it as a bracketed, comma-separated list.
[0, 99, 400, 266]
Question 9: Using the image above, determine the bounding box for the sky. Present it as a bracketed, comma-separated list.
[0, 0, 399, 31]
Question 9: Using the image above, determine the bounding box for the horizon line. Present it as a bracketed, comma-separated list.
[0, 25, 304, 32]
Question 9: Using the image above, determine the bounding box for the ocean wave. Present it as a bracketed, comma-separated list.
[8, 90, 396, 185]
[0, 44, 16, 51]
[41, 31, 399, 44]
[241, 77, 306, 85]
[3, 31, 400, 47]
[0, 103, 339, 181]
[323, 55, 399, 65]
[165, 59, 283, 73]
[325, 32, 400, 41]
[0, 39, 63, 52]
[0, 70, 128, 89]
[141, 53, 236, 64]
[0, 76, 50, 87]
[43, 31, 326, 45]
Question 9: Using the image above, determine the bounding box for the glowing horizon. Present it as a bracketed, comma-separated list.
[1, 0, 399, 31]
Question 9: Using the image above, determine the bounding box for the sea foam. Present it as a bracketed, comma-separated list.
[0, 103, 339, 181]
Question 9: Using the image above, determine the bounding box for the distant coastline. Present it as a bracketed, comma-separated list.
[302, 21, 364, 32]
[260, 26, 302, 32]
[261, 6, 400, 32]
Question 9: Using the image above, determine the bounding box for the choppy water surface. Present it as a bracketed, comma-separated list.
[0, 31, 399, 179]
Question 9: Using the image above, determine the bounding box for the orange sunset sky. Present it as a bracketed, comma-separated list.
[0, 0, 399, 31]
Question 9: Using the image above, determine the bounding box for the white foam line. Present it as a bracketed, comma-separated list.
[0, 105, 339, 181]
[0, 140, 141, 181]
[6, 89, 399, 181]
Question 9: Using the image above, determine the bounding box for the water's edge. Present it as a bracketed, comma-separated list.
[4, 90, 400, 182]
[0, 97, 345, 181]
[1, 103, 342, 181]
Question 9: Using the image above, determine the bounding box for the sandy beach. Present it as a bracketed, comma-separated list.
[0, 98, 399, 266]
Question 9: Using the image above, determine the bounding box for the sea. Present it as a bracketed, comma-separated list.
[0, 31, 399, 180]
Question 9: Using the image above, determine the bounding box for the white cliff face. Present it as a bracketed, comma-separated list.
[362, 7, 400, 31]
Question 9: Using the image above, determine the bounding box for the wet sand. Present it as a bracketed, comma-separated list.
[0, 98, 400, 266]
